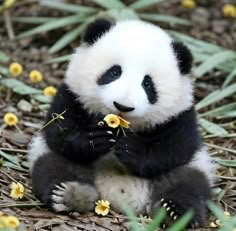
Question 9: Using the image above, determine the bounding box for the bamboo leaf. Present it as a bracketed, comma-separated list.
[129, 0, 164, 10]
[0, 51, 9, 63]
[31, 94, 52, 103]
[200, 102, 236, 117]
[222, 66, 236, 88]
[17, 15, 87, 39]
[90, 0, 125, 9]
[0, 66, 9, 75]
[196, 84, 236, 110]
[167, 210, 193, 231]
[49, 23, 87, 53]
[45, 54, 71, 64]
[146, 208, 166, 231]
[106, 8, 139, 20]
[215, 158, 236, 167]
[1, 78, 42, 95]
[0, 150, 20, 166]
[140, 13, 191, 26]
[199, 118, 228, 136]
[12, 16, 55, 24]
[39, 0, 97, 13]
[193, 51, 236, 77]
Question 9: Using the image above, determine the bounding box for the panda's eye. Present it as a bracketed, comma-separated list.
[97, 65, 122, 85]
[142, 75, 157, 104]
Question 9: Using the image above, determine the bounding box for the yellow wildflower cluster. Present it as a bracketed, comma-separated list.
[103, 114, 130, 129]
[95, 200, 110, 216]
[0, 213, 20, 229]
[4, 112, 18, 126]
[181, 0, 196, 9]
[10, 182, 24, 199]
[222, 4, 236, 18]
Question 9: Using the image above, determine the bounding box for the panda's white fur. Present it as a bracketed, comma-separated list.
[28, 19, 215, 224]
[65, 20, 193, 130]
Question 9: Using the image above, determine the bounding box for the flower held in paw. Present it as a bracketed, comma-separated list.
[95, 200, 110, 216]
[10, 182, 24, 199]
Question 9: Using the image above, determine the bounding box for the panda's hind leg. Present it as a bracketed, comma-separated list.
[150, 166, 211, 228]
[31, 153, 98, 213]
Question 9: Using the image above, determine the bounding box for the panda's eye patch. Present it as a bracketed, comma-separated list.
[97, 65, 122, 85]
[142, 75, 157, 104]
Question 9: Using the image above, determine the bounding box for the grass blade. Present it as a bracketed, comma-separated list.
[106, 8, 139, 20]
[222, 66, 236, 88]
[45, 54, 71, 64]
[39, 0, 97, 13]
[90, 0, 125, 9]
[167, 210, 193, 231]
[17, 15, 87, 39]
[129, 0, 164, 10]
[199, 118, 228, 135]
[193, 51, 236, 78]
[49, 23, 87, 53]
[196, 84, 236, 110]
[146, 208, 166, 231]
[12, 16, 54, 24]
[215, 158, 236, 167]
[140, 13, 191, 26]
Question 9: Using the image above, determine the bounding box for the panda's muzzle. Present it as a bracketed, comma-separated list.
[113, 101, 135, 112]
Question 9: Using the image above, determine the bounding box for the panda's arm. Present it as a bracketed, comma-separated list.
[115, 108, 201, 178]
[43, 83, 115, 164]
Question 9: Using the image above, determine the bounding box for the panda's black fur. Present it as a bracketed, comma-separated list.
[29, 19, 213, 228]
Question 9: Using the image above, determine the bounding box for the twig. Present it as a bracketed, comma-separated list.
[0, 202, 43, 208]
[217, 175, 236, 181]
[3, 10, 15, 40]
[205, 142, 236, 155]
[0, 147, 27, 154]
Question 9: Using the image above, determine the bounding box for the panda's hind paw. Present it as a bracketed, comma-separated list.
[51, 181, 98, 213]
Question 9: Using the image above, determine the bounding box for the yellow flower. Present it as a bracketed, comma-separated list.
[222, 4, 236, 18]
[95, 200, 110, 216]
[104, 114, 120, 128]
[118, 116, 130, 129]
[29, 70, 43, 83]
[43, 86, 57, 97]
[3, 0, 16, 9]
[4, 112, 18, 126]
[181, 0, 196, 9]
[10, 182, 24, 199]
[103, 114, 130, 129]
[0, 215, 20, 228]
[9, 62, 23, 77]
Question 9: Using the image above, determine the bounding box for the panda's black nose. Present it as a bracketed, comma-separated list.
[113, 101, 135, 112]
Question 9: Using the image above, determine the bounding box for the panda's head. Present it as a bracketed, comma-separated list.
[65, 19, 193, 130]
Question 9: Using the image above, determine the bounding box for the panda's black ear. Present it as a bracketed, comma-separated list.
[82, 18, 114, 45]
[171, 41, 193, 75]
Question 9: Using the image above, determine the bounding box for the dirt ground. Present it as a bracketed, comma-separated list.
[0, 0, 236, 230]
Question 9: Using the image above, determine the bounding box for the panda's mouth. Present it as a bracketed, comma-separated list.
[113, 101, 135, 113]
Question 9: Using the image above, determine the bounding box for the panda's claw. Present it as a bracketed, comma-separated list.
[173, 215, 178, 220]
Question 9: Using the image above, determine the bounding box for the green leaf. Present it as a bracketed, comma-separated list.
[90, 0, 125, 9]
[167, 210, 193, 231]
[49, 23, 87, 53]
[146, 208, 166, 231]
[0, 66, 9, 75]
[0, 51, 9, 63]
[12, 16, 55, 24]
[0, 150, 20, 166]
[199, 118, 228, 136]
[39, 0, 97, 13]
[45, 54, 71, 64]
[193, 51, 236, 77]
[215, 158, 236, 167]
[140, 13, 191, 26]
[1, 78, 42, 95]
[222, 66, 236, 88]
[129, 0, 164, 10]
[3, 161, 28, 172]
[0, 228, 17, 231]
[17, 15, 87, 39]
[200, 102, 236, 117]
[31, 94, 52, 103]
[106, 8, 139, 20]
[122, 203, 142, 231]
[196, 84, 236, 110]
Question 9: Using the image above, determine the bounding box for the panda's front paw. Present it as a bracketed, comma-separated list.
[114, 136, 145, 171]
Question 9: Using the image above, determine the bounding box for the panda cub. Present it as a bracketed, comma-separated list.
[28, 19, 215, 227]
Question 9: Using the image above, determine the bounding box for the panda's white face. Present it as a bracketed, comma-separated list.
[65, 20, 193, 130]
